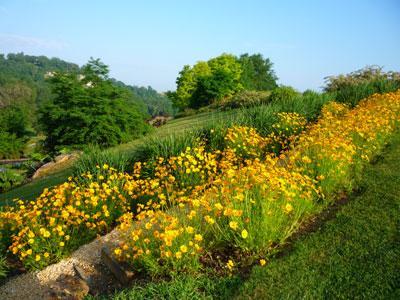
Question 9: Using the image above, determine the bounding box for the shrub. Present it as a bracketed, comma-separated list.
[0, 132, 25, 159]
[217, 90, 271, 110]
[0, 168, 24, 193]
[270, 86, 300, 103]
[324, 66, 400, 106]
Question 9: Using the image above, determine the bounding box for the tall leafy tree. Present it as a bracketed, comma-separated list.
[170, 54, 243, 110]
[169, 53, 277, 111]
[40, 58, 149, 151]
[238, 53, 278, 91]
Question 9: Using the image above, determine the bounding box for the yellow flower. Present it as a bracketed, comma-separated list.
[26, 249, 33, 255]
[226, 259, 234, 271]
[214, 203, 223, 210]
[35, 254, 41, 262]
[284, 203, 293, 214]
[44, 252, 50, 258]
[180, 245, 188, 253]
[59, 242, 65, 247]
[229, 221, 238, 230]
[194, 234, 203, 242]
[186, 226, 194, 234]
[241, 229, 248, 239]
[28, 238, 35, 244]
[260, 259, 266, 266]
[175, 251, 182, 259]
[114, 248, 122, 256]
[205, 215, 215, 225]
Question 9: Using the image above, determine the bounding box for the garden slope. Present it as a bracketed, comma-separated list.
[235, 132, 400, 299]
[0, 109, 236, 204]
[95, 132, 400, 299]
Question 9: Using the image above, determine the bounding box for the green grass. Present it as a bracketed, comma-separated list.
[0, 167, 73, 205]
[100, 133, 400, 299]
[0, 255, 7, 279]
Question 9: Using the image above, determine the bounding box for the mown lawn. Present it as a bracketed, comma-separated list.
[101, 133, 400, 299]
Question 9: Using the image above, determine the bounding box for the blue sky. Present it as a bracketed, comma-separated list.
[0, 0, 399, 92]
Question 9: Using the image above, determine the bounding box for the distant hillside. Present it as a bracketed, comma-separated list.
[111, 80, 174, 117]
[0, 53, 174, 118]
[0, 53, 79, 108]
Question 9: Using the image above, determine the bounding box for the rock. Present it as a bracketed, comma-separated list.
[45, 274, 89, 300]
[101, 246, 134, 285]
[32, 153, 79, 179]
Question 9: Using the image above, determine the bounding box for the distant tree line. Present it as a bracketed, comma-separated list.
[167, 53, 278, 111]
[0, 53, 174, 157]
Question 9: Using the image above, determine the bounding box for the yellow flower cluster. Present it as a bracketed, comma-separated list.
[288, 91, 400, 196]
[224, 126, 268, 159]
[267, 112, 307, 154]
[114, 90, 400, 277]
[2, 90, 399, 274]
[0, 166, 130, 269]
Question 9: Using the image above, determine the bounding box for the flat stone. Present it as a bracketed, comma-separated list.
[44, 274, 89, 300]
[101, 246, 134, 285]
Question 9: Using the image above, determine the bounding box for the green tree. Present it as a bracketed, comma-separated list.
[170, 54, 243, 110]
[193, 53, 242, 107]
[170, 61, 211, 110]
[169, 53, 277, 111]
[40, 58, 150, 151]
[238, 53, 278, 91]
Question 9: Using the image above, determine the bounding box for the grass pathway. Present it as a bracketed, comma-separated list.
[104, 133, 400, 299]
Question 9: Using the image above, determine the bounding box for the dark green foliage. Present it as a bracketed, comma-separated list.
[217, 90, 271, 109]
[269, 85, 300, 103]
[40, 58, 150, 152]
[324, 66, 400, 106]
[0, 255, 7, 279]
[0, 167, 24, 193]
[238, 53, 278, 91]
[0, 87, 33, 159]
[110, 80, 174, 118]
[0, 132, 25, 159]
[0, 105, 31, 138]
[129, 86, 174, 117]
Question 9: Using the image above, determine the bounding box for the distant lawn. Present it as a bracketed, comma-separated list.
[0, 168, 73, 206]
[100, 133, 400, 299]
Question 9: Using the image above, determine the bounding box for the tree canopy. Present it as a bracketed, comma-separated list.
[168, 53, 278, 111]
[39, 58, 150, 151]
